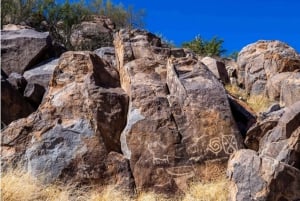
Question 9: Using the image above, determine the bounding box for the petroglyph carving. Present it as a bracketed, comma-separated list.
[147, 143, 170, 165]
[166, 166, 195, 178]
[153, 155, 169, 165]
[222, 135, 238, 154]
[207, 137, 222, 155]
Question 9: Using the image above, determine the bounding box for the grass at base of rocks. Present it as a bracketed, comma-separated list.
[225, 84, 274, 114]
[1, 168, 229, 201]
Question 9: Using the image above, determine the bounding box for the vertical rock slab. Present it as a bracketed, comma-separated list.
[167, 58, 243, 163]
[114, 29, 243, 194]
[114, 29, 180, 193]
[1, 51, 131, 188]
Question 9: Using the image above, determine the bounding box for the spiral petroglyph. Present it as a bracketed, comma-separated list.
[207, 137, 222, 154]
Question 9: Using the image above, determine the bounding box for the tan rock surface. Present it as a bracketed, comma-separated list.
[237, 40, 300, 96]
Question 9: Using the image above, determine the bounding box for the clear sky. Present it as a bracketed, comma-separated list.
[113, 0, 300, 55]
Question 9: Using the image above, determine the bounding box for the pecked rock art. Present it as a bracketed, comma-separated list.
[114, 29, 243, 194]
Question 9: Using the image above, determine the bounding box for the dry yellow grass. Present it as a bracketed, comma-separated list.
[225, 84, 247, 100]
[225, 84, 273, 114]
[182, 177, 228, 201]
[246, 94, 273, 113]
[1, 169, 228, 201]
[1, 169, 87, 201]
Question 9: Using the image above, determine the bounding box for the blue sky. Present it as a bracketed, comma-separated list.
[114, 0, 300, 54]
[67, 0, 300, 54]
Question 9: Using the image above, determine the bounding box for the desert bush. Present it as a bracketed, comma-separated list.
[182, 35, 226, 57]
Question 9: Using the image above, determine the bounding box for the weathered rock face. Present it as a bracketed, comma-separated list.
[1, 77, 34, 125]
[228, 149, 300, 201]
[237, 40, 300, 96]
[167, 58, 243, 161]
[23, 58, 59, 89]
[70, 15, 115, 51]
[1, 29, 52, 75]
[229, 100, 300, 200]
[201, 56, 230, 84]
[114, 29, 243, 193]
[259, 101, 300, 169]
[94, 47, 116, 68]
[280, 74, 300, 107]
[245, 108, 284, 151]
[1, 51, 132, 188]
[265, 72, 300, 107]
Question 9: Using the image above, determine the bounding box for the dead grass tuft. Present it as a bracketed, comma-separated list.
[225, 84, 248, 100]
[2, 168, 229, 201]
[225, 84, 273, 114]
[246, 94, 273, 113]
[183, 177, 228, 201]
[1, 169, 74, 201]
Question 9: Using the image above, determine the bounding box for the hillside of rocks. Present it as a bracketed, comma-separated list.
[1, 17, 300, 201]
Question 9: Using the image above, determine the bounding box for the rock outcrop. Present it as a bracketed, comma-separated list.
[237, 40, 300, 96]
[259, 101, 300, 169]
[3, 26, 299, 199]
[70, 15, 115, 50]
[114, 29, 243, 193]
[1, 51, 132, 189]
[228, 149, 300, 201]
[1, 29, 52, 75]
[229, 101, 300, 200]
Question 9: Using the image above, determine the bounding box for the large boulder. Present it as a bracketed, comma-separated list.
[1, 77, 34, 125]
[70, 15, 115, 50]
[1, 51, 132, 188]
[23, 58, 59, 89]
[237, 40, 300, 96]
[227, 149, 300, 201]
[114, 29, 243, 193]
[1, 29, 53, 75]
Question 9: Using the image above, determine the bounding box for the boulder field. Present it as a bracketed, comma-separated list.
[1, 24, 300, 200]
